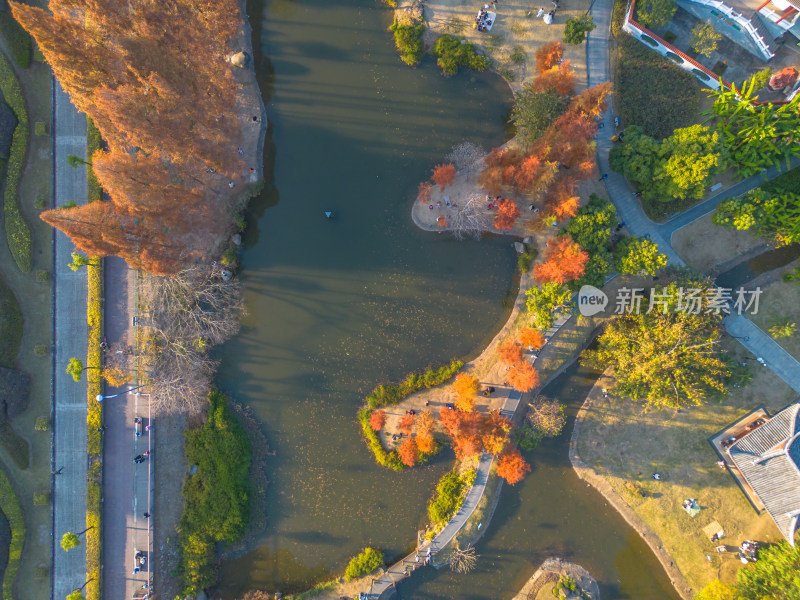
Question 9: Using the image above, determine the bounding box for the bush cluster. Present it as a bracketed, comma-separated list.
[0, 12, 32, 68]
[432, 34, 489, 75]
[359, 360, 463, 470]
[0, 466, 25, 599]
[85, 260, 103, 600]
[344, 547, 383, 580]
[615, 36, 699, 140]
[87, 117, 103, 202]
[0, 52, 32, 272]
[390, 19, 425, 66]
[428, 468, 476, 529]
[0, 274, 22, 367]
[179, 390, 251, 595]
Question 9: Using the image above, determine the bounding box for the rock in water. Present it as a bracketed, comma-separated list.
[228, 51, 249, 68]
[514, 241, 525, 254]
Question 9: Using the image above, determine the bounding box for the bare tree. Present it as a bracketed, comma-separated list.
[450, 195, 491, 240]
[446, 142, 488, 174]
[139, 264, 245, 414]
[527, 395, 566, 438]
[448, 543, 478, 573]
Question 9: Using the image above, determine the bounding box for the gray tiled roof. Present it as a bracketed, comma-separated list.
[729, 403, 800, 545]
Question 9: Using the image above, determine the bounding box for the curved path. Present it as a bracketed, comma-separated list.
[589, 0, 800, 394]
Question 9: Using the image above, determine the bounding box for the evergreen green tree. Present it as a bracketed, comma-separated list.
[511, 88, 571, 149]
[525, 282, 573, 330]
[563, 15, 595, 45]
[690, 21, 721, 57]
[614, 237, 668, 276]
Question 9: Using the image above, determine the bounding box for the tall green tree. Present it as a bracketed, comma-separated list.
[690, 21, 721, 57]
[636, 0, 677, 28]
[735, 541, 800, 600]
[713, 188, 800, 246]
[582, 282, 730, 410]
[525, 282, 573, 331]
[704, 78, 800, 177]
[511, 88, 571, 150]
[610, 125, 722, 201]
[563, 15, 595, 45]
[563, 194, 617, 287]
[614, 237, 668, 275]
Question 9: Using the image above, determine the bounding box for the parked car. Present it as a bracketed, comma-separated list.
[135, 417, 143, 437]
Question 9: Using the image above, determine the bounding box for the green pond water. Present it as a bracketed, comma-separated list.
[215, 1, 679, 599]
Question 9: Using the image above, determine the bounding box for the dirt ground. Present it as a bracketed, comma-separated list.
[574, 335, 797, 593]
[671, 213, 765, 274]
[749, 257, 800, 363]
[400, 0, 590, 92]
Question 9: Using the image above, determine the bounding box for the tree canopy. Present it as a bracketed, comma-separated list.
[563, 15, 596, 45]
[635, 0, 677, 28]
[690, 21, 722, 57]
[713, 188, 800, 247]
[582, 282, 730, 410]
[614, 236, 668, 276]
[525, 282, 573, 331]
[511, 88, 571, 150]
[609, 124, 722, 201]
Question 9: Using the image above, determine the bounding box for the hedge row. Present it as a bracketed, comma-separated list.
[0, 466, 24, 599]
[358, 360, 463, 470]
[86, 118, 102, 202]
[0, 52, 31, 272]
[85, 261, 103, 600]
[428, 468, 476, 531]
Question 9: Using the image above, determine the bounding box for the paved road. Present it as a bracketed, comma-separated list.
[52, 80, 89, 600]
[102, 259, 153, 598]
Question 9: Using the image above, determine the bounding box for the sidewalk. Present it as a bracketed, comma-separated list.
[52, 80, 88, 600]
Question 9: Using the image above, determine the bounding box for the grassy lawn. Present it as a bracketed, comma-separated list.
[614, 35, 701, 140]
[748, 258, 800, 363]
[0, 19, 57, 598]
[672, 213, 765, 273]
[575, 334, 797, 592]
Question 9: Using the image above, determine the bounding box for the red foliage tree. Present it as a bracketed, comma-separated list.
[533, 235, 589, 284]
[552, 194, 580, 220]
[531, 61, 577, 96]
[498, 338, 524, 365]
[398, 438, 419, 467]
[439, 407, 464, 438]
[518, 327, 546, 351]
[453, 433, 483, 460]
[507, 360, 540, 393]
[431, 163, 456, 191]
[496, 449, 531, 485]
[399, 414, 415, 436]
[493, 199, 522, 231]
[452, 372, 480, 408]
[418, 181, 432, 203]
[478, 148, 522, 195]
[482, 410, 512, 455]
[416, 410, 437, 454]
[534, 41, 564, 74]
[369, 409, 386, 431]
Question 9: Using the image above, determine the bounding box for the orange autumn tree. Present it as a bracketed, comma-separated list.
[494, 199, 522, 231]
[534, 41, 564, 73]
[496, 449, 531, 485]
[370, 409, 386, 431]
[507, 361, 540, 392]
[533, 235, 589, 284]
[518, 327, 545, 351]
[398, 438, 419, 467]
[531, 60, 577, 96]
[418, 181, 432, 203]
[415, 410, 436, 454]
[498, 338, 524, 365]
[399, 414, 415, 436]
[482, 410, 512, 455]
[452, 372, 480, 412]
[11, 0, 250, 274]
[431, 163, 456, 191]
[439, 406, 464, 438]
[451, 411, 486, 460]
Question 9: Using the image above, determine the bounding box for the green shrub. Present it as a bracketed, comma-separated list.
[179, 390, 252, 595]
[517, 248, 536, 272]
[611, 0, 628, 38]
[34, 195, 47, 210]
[0, 465, 25, 599]
[762, 165, 800, 196]
[0, 11, 32, 68]
[359, 360, 462, 469]
[663, 30, 677, 43]
[344, 547, 383, 580]
[390, 19, 425, 67]
[33, 491, 50, 505]
[427, 469, 476, 529]
[87, 118, 103, 202]
[34, 121, 47, 136]
[35, 269, 50, 283]
[0, 52, 32, 272]
[34, 565, 48, 578]
[615, 36, 699, 139]
[432, 34, 489, 76]
[33, 344, 48, 357]
[0, 275, 22, 367]
[510, 46, 526, 65]
[34, 416, 50, 432]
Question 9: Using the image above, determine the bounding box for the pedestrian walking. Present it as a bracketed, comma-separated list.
[144, 512, 150, 518]
[536, 6, 544, 17]
[599, 173, 608, 181]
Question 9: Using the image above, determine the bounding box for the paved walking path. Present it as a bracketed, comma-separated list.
[52, 80, 89, 600]
[587, 0, 800, 395]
